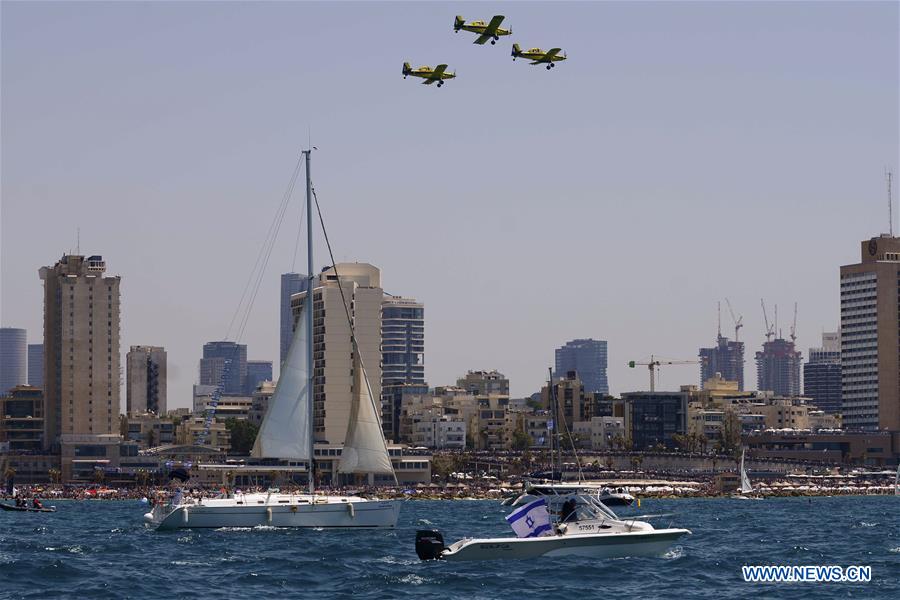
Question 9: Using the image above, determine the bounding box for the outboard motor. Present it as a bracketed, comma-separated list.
[415, 529, 445, 560]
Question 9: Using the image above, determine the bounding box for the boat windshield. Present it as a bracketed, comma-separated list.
[541, 492, 619, 522]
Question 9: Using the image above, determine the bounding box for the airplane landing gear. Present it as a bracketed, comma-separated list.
[546, 64, 552, 70]
[491, 40, 496, 45]
[437, 81, 444, 87]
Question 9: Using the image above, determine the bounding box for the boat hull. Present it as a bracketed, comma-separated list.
[442, 528, 690, 561]
[147, 498, 401, 530]
[0, 503, 56, 513]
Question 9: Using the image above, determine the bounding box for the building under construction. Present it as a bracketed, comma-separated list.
[699, 335, 745, 390]
[756, 339, 802, 396]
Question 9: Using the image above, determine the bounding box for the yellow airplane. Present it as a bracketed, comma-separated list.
[511, 44, 567, 69]
[402, 62, 456, 87]
[453, 15, 512, 45]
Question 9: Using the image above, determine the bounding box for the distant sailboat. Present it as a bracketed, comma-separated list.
[895, 463, 899, 497]
[144, 150, 401, 530]
[739, 449, 753, 495]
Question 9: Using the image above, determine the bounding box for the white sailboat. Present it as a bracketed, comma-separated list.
[740, 449, 752, 494]
[733, 448, 759, 499]
[145, 150, 401, 530]
[895, 463, 899, 497]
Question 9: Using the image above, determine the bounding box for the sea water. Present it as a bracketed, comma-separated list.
[1, 496, 898, 599]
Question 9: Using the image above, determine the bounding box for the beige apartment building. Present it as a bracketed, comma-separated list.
[126, 345, 167, 415]
[840, 235, 900, 430]
[39, 254, 121, 453]
[291, 263, 383, 444]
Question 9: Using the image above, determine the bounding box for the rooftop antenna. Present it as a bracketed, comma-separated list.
[790, 301, 798, 343]
[717, 301, 722, 338]
[888, 168, 894, 237]
[76, 228, 80, 255]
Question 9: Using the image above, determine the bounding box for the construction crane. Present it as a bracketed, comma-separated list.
[761, 299, 775, 342]
[725, 298, 743, 342]
[628, 355, 702, 392]
[789, 302, 798, 343]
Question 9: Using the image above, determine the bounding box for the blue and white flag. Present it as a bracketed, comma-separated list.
[547, 419, 554, 431]
[505, 498, 552, 538]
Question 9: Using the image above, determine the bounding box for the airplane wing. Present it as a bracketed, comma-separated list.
[431, 64, 448, 78]
[485, 15, 505, 33]
[421, 79, 437, 85]
[544, 48, 562, 61]
[474, 15, 505, 44]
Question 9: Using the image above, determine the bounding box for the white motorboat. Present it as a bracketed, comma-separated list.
[145, 150, 400, 530]
[417, 491, 689, 561]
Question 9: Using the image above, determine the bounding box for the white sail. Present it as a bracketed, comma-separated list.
[338, 351, 394, 475]
[739, 449, 752, 494]
[895, 463, 899, 497]
[251, 311, 310, 460]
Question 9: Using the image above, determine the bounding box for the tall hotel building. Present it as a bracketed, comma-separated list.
[840, 235, 900, 430]
[39, 254, 121, 449]
[291, 263, 383, 444]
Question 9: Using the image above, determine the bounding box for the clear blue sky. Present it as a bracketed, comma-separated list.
[2, 1, 898, 409]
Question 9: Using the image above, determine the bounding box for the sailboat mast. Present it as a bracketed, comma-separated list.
[305, 149, 315, 496]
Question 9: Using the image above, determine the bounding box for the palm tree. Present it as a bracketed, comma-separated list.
[48, 468, 62, 484]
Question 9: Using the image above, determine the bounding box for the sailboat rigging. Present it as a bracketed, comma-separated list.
[144, 149, 401, 529]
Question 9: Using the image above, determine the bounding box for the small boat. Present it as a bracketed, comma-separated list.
[0, 502, 56, 513]
[732, 449, 761, 500]
[416, 491, 689, 561]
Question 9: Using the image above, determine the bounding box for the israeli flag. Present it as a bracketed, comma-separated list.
[547, 419, 554, 431]
[505, 498, 552, 538]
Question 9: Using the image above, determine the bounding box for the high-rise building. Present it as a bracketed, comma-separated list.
[699, 335, 745, 391]
[0, 327, 27, 395]
[199, 341, 247, 395]
[381, 295, 425, 386]
[291, 263, 383, 444]
[126, 346, 167, 415]
[280, 273, 308, 368]
[840, 235, 900, 430]
[244, 360, 273, 394]
[380, 295, 425, 442]
[804, 332, 841, 415]
[554, 339, 609, 395]
[755, 338, 802, 397]
[39, 254, 121, 449]
[28, 343, 43, 388]
[456, 370, 510, 396]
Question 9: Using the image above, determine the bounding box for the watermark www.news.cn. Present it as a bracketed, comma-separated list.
[742, 565, 872, 583]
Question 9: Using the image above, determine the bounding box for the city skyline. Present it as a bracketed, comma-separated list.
[2, 2, 898, 407]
